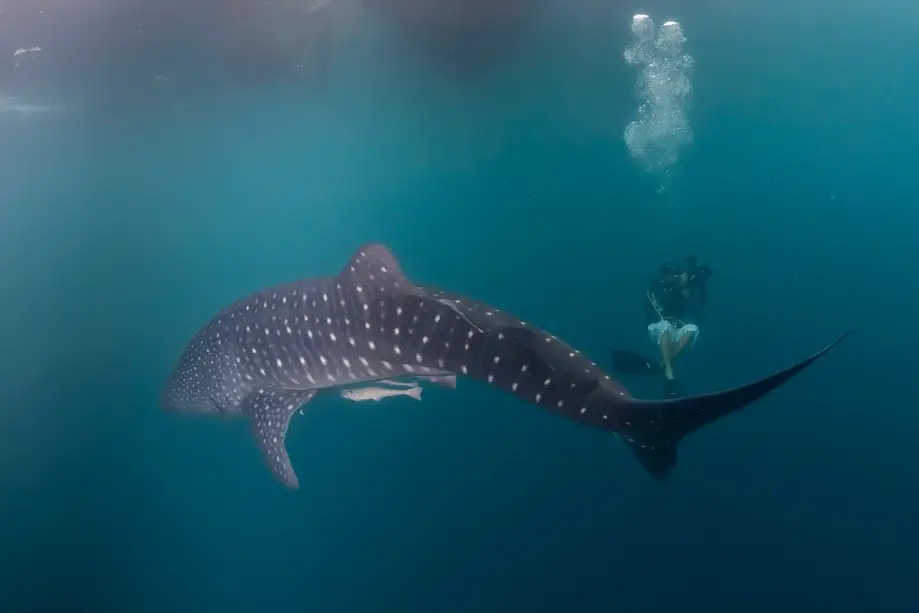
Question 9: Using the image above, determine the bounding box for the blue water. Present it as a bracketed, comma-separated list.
[1, 1, 917, 611]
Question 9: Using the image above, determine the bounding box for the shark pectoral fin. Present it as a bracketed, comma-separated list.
[241, 389, 318, 490]
[617, 332, 850, 480]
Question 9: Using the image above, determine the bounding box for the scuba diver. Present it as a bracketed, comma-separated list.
[612, 257, 711, 397]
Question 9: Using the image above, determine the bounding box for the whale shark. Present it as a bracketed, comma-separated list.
[162, 244, 848, 489]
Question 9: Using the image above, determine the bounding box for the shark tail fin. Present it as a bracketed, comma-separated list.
[406, 386, 423, 401]
[616, 332, 850, 480]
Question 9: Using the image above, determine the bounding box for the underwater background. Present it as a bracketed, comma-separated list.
[1, 0, 917, 611]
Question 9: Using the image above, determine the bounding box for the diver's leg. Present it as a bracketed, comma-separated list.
[647, 320, 675, 378]
[649, 320, 680, 396]
[658, 325, 675, 380]
[670, 324, 699, 360]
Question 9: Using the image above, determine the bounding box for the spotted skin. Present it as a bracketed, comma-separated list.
[246, 389, 316, 488]
[418, 283, 635, 403]
[414, 284, 849, 472]
[163, 244, 849, 489]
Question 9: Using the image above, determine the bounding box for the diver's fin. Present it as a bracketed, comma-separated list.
[617, 332, 851, 480]
[611, 350, 664, 375]
[663, 377, 680, 398]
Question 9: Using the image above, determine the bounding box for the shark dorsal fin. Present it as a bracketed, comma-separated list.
[339, 243, 420, 296]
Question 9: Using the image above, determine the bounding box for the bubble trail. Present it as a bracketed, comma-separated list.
[623, 15, 694, 183]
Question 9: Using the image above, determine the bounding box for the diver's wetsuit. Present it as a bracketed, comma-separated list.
[645, 265, 708, 326]
[611, 258, 712, 396]
[613, 257, 712, 396]
[649, 259, 709, 343]
[640, 260, 710, 396]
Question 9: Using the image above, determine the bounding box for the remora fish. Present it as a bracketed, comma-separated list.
[162, 243, 848, 489]
[380, 375, 457, 389]
[422, 374, 457, 389]
[341, 385, 422, 402]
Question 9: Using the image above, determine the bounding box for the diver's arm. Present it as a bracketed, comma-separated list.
[645, 280, 662, 317]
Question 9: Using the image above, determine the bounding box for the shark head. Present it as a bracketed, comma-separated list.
[161, 348, 230, 416]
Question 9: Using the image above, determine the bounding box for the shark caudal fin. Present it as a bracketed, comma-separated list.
[616, 332, 851, 480]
